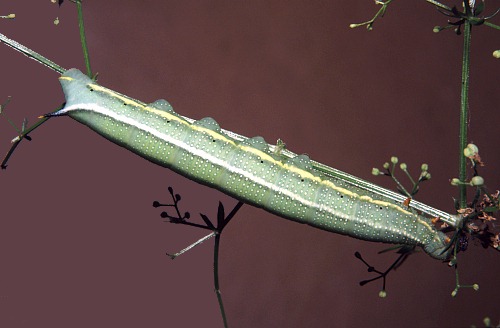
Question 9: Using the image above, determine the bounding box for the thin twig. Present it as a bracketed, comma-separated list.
[0, 33, 65, 74]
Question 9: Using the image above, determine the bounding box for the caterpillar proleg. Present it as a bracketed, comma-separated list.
[48, 69, 457, 260]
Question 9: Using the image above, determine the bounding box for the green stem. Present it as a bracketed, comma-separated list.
[213, 232, 228, 328]
[484, 21, 500, 30]
[425, 0, 452, 11]
[76, 0, 92, 76]
[459, 22, 472, 209]
[0, 33, 65, 73]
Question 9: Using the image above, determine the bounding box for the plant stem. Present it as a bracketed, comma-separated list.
[76, 0, 92, 76]
[484, 21, 500, 30]
[0, 33, 65, 73]
[425, 0, 452, 11]
[459, 21, 472, 209]
[213, 232, 228, 328]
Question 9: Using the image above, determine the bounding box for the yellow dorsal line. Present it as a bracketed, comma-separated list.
[83, 79, 414, 217]
[416, 217, 441, 242]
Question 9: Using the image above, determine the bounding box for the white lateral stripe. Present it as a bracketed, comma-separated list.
[62, 103, 420, 241]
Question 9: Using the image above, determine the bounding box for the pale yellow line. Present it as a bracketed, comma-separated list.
[85, 79, 414, 218]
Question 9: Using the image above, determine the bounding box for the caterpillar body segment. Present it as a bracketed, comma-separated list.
[51, 69, 453, 260]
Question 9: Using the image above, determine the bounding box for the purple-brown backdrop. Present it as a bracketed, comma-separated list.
[1, 1, 499, 327]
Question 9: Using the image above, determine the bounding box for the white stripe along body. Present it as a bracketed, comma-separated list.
[53, 69, 452, 259]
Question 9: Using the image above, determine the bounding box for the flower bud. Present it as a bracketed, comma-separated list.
[464, 143, 479, 157]
[470, 176, 484, 186]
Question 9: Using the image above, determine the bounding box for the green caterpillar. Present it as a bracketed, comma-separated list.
[47, 68, 457, 260]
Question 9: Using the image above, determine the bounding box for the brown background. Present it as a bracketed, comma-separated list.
[1, 1, 499, 327]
